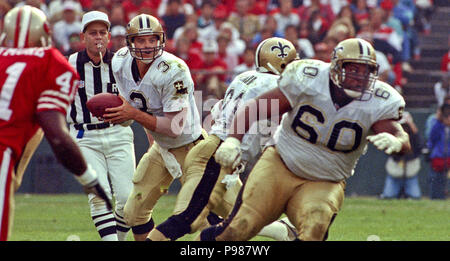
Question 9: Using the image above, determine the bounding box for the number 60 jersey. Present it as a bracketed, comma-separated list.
[275, 59, 405, 182]
[0, 47, 79, 161]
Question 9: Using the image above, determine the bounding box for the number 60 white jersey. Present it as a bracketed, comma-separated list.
[112, 47, 202, 149]
[275, 59, 405, 182]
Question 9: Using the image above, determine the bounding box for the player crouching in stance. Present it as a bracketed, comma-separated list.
[0, 6, 111, 241]
[104, 14, 206, 241]
[202, 38, 411, 241]
[147, 37, 299, 241]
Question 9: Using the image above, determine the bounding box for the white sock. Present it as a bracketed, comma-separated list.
[117, 230, 129, 241]
[101, 234, 119, 241]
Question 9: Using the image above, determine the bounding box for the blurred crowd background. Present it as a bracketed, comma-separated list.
[0, 0, 444, 102]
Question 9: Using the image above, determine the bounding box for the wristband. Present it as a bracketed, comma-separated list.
[75, 164, 98, 186]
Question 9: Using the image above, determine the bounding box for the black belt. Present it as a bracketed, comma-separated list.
[74, 122, 112, 131]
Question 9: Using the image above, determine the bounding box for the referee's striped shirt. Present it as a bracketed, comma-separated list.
[67, 49, 117, 125]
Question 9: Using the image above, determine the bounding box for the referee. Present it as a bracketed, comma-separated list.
[67, 11, 136, 241]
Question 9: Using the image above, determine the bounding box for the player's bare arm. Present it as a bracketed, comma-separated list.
[36, 110, 112, 209]
[229, 87, 292, 142]
[216, 87, 292, 168]
[368, 119, 412, 155]
[37, 110, 88, 175]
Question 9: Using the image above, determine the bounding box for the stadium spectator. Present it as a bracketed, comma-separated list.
[414, 0, 434, 35]
[52, 1, 82, 54]
[227, 0, 261, 45]
[380, 111, 423, 199]
[232, 46, 256, 78]
[298, 0, 335, 28]
[174, 37, 204, 85]
[218, 23, 246, 57]
[161, 0, 186, 40]
[217, 31, 239, 76]
[369, 7, 403, 53]
[65, 31, 84, 56]
[197, 5, 228, 42]
[197, 0, 215, 29]
[47, 0, 83, 24]
[110, 2, 127, 27]
[350, 0, 371, 25]
[271, 0, 300, 34]
[250, 14, 283, 48]
[110, 25, 127, 52]
[426, 101, 450, 200]
[198, 40, 228, 100]
[328, 5, 357, 40]
[122, 0, 158, 22]
[305, 8, 330, 43]
[382, 0, 418, 67]
[284, 24, 315, 58]
[434, 74, 450, 108]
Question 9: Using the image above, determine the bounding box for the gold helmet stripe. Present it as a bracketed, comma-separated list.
[17, 6, 32, 48]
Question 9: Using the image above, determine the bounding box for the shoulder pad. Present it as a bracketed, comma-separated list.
[112, 47, 129, 73]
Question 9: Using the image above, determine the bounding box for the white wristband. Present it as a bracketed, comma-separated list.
[75, 164, 98, 186]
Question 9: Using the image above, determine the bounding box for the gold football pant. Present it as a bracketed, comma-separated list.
[123, 131, 207, 234]
[201, 146, 345, 241]
[148, 134, 241, 240]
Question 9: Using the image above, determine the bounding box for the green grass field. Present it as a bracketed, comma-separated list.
[9, 194, 449, 241]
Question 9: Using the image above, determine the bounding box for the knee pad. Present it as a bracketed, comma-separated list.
[207, 212, 223, 225]
[200, 224, 224, 241]
[155, 215, 192, 241]
[131, 218, 154, 235]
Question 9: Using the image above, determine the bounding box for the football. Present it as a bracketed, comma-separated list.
[86, 93, 123, 118]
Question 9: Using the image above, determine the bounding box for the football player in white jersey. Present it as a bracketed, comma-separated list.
[147, 37, 299, 241]
[104, 14, 206, 241]
[202, 38, 412, 241]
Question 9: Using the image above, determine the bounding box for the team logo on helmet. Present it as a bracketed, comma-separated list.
[255, 37, 297, 75]
[271, 42, 291, 58]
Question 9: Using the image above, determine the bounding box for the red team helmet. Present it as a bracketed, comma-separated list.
[0, 5, 52, 48]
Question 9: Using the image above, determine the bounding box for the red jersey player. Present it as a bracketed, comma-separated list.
[0, 5, 112, 241]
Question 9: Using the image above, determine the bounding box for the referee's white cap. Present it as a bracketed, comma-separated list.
[81, 11, 110, 32]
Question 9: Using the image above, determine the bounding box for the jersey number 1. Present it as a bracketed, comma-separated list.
[0, 62, 27, 121]
[0, 62, 73, 121]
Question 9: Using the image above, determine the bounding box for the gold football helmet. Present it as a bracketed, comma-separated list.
[0, 5, 51, 48]
[330, 38, 379, 99]
[255, 37, 298, 75]
[126, 14, 165, 64]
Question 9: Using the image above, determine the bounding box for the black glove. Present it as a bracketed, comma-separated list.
[83, 179, 113, 211]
